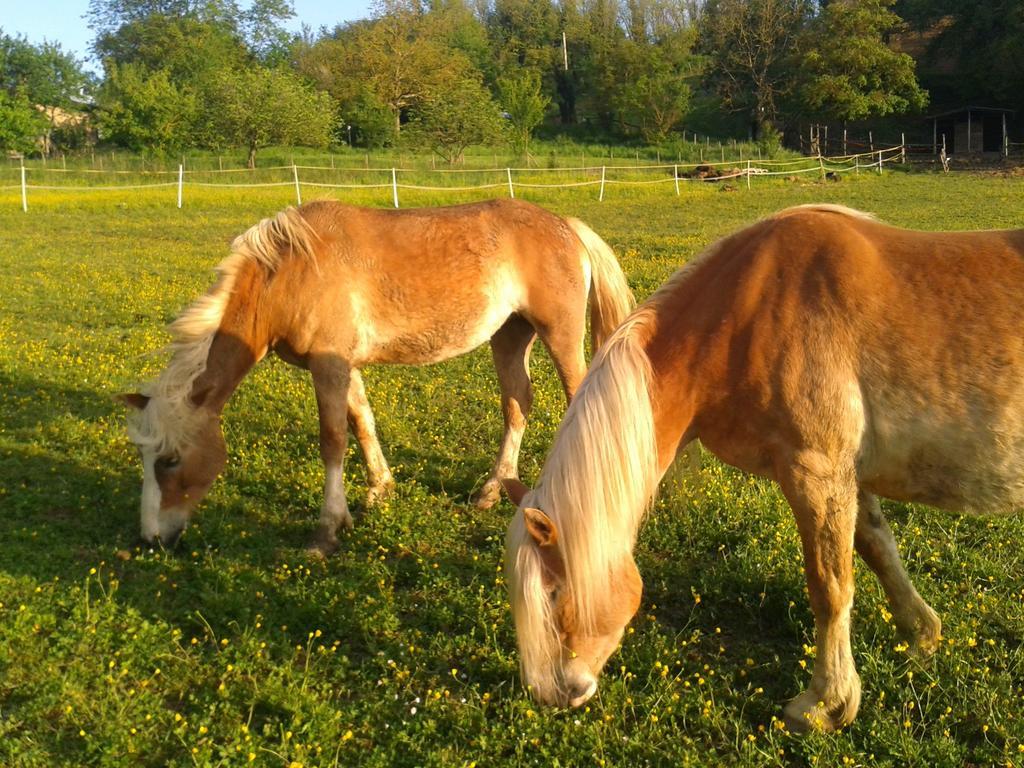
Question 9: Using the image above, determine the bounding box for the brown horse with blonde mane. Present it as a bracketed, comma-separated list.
[504, 204, 1024, 731]
[122, 198, 633, 554]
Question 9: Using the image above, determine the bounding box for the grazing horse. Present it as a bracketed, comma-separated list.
[122, 198, 633, 554]
[504, 204, 1024, 731]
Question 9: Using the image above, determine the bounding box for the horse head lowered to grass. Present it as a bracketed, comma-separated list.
[122, 198, 633, 554]
[505, 204, 1024, 731]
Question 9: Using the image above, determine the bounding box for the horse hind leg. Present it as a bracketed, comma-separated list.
[473, 315, 537, 510]
[533, 313, 587, 403]
[309, 357, 353, 556]
[778, 451, 862, 733]
[347, 369, 394, 507]
[855, 490, 941, 656]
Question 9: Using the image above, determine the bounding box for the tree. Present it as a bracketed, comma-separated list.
[406, 74, 504, 163]
[93, 13, 249, 85]
[89, 0, 296, 72]
[0, 33, 92, 153]
[342, 88, 397, 148]
[0, 89, 46, 153]
[201, 66, 336, 167]
[612, 45, 692, 142]
[499, 70, 549, 155]
[697, 0, 813, 138]
[296, 5, 482, 143]
[799, 0, 927, 123]
[239, 0, 297, 63]
[896, 0, 1024, 113]
[96, 63, 198, 153]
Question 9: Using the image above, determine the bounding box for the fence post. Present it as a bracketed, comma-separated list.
[901, 133, 906, 164]
[177, 164, 183, 209]
[746, 160, 751, 190]
[599, 165, 606, 202]
[674, 164, 680, 196]
[877, 151, 883, 174]
[818, 153, 825, 179]
[507, 167, 514, 198]
[293, 164, 302, 205]
[20, 162, 27, 213]
[392, 167, 399, 208]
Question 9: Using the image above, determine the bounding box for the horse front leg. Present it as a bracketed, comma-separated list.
[779, 452, 862, 732]
[347, 369, 394, 507]
[310, 358, 352, 556]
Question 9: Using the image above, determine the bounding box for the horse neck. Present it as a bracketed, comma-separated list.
[187, 330, 261, 413]
[188, 270, 271, 414]
[541, 320, 661, 630]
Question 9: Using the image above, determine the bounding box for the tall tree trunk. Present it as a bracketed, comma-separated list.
[248, 143, 257, 169]
[555, 70, 577, 125]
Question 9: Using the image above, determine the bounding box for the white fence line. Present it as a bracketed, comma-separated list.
[5, 148, 905, 211]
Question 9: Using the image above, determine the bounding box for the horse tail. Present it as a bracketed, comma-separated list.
[566, 218, 635, 350]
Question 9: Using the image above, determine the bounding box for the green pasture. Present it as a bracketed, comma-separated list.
[2, 170, 1023, 767]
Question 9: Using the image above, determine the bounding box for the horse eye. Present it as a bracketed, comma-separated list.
[157, 455, 181, 470]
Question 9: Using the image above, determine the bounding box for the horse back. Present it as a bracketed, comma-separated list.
[270, 200, 589, 365]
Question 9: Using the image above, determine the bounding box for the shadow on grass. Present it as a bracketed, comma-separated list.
[0, 367, 508, 683]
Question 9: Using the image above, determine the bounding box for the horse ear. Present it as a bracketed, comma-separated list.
[523, 506, 559, 549]
[118, 393, 150, 410]
[502, 477, 530, 506]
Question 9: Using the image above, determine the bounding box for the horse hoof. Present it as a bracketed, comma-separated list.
[308, 526, 341, 557]
[902, 605, 942, 659]
[472, 491, 499, 510]
[472, 481, 502, 510]
[365, 481, 395, 508]
[782, 678, 861, 733]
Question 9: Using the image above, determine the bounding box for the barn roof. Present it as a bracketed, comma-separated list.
[927, 106, 1015, 120]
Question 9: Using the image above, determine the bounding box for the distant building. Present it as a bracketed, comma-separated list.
[929, 106, 1013, 155]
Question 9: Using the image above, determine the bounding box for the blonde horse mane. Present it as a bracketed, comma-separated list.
[127, 207, 318, 454]
[776, 203, 877, 221]
[510, 311, 661, 698]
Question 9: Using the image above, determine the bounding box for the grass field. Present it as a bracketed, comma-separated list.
[2, 170, 1024, 767]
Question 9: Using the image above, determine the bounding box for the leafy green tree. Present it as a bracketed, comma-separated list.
[0, 89, 46, 153]
[608, 28, 697, 142]
[896, 0, 1024, 113]
[0, 33, 92, 153]
[697, 0, 813, 138]
[92, 14, 249, 84]
[88, 0, 295, 62]
[406, 74, 504, 163]
[240, 0, 298, 63]
[296, 5, 481, 143]
[201, 66, 336, 167]
[342, 87, 396, 148]
[488, 0, 559, 74]
[95, 63, 198, 153]
[799, 0, 927, 122]
[499, 70, 549, 155]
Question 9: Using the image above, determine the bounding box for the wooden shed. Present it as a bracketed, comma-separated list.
[930, 106, 1013, 155]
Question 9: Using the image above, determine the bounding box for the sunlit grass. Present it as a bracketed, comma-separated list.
[2, 168, 1024, 766]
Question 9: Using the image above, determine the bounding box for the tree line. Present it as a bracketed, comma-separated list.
[1, 0, 1020, 165]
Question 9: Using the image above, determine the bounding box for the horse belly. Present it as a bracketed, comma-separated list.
[858, 403, 1024, 514]
[354, 274, 523, 365]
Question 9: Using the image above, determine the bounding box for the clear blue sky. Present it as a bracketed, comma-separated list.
[2, 0, 374, 72]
